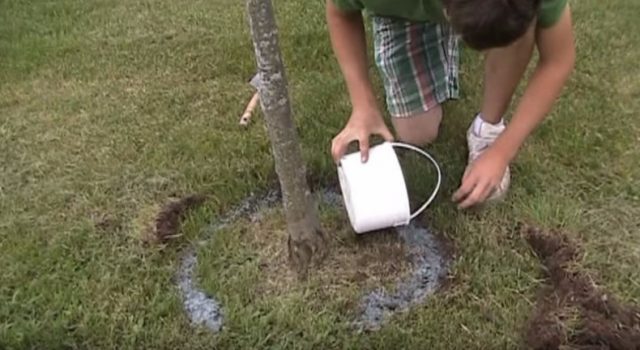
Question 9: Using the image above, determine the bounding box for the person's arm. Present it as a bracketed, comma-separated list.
[326, 0, 376, 112]
[489, 6, 576, 162]
[327, 0, 393, 162]
[453, 6, 575, 208]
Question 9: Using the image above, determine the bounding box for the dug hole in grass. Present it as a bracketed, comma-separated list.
[132, 194, 208, 245]
[192, 190, 452, 335]
[522, 225, 640, 349]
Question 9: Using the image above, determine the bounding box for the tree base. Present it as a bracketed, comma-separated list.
[288, 225, 328, 280]
[177, 189, 452, 333]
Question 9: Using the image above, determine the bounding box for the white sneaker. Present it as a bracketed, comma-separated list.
[465, 115, 511, 202]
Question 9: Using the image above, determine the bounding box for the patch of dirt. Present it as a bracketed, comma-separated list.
[136, 194, 207, 244]
[246, 207, 415, 309]
[523, 225, 640, 350]
[93, 213, 122, 233]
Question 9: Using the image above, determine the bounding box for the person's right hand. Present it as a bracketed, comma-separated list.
[331, 107, 394, 163]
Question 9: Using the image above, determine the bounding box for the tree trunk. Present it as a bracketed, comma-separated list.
[246, 0, 327, 278]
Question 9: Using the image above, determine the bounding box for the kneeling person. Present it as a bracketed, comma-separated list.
[327, 0, 575, 208]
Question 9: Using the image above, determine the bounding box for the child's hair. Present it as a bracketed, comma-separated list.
[444, 0, 542, 50]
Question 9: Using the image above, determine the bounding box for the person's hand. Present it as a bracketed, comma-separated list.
[452, 147, 509, 209]
[331, 107, 394, 163]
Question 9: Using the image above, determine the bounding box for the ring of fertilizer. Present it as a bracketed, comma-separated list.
[175, 189, 450, 333]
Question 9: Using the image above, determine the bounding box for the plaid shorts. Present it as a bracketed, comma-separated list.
[373, 16, 460, 118]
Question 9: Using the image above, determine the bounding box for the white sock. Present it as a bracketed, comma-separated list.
[473, 113, 504, 136]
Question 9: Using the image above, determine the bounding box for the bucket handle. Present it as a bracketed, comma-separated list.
[390, 142, 442, 220]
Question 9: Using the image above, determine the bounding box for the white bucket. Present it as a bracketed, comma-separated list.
[337, 142, 441, 234]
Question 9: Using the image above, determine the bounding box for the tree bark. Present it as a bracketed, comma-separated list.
[246, 0, 327, 278]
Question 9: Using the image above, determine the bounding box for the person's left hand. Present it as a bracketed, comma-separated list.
[452, 148, 509, 209]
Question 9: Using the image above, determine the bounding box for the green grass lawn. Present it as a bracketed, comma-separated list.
[1, 0, 639, 348]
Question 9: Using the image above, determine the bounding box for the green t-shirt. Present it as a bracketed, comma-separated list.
[332, 0, 567, 28]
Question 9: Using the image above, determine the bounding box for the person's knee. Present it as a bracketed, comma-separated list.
[397, 125, 439, 145]
[392, 105, 442, 146]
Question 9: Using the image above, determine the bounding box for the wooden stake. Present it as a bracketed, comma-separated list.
[240, 91, 260, 126]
